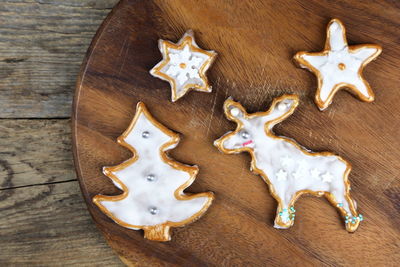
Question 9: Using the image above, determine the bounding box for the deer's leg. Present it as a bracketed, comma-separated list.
[328, 174, 362, 232]
[274, 192, 296, 229]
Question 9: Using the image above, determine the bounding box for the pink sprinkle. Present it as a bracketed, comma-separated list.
[242, 140, 253, 147]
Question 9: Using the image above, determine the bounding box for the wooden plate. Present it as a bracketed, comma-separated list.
[72, 0, 400, 265]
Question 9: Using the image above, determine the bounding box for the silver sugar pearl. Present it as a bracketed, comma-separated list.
[146, 174, 156, 182]
[241, 131, 250, 139]
[148, 206, 159, 215]
[142, 131, 150, 138]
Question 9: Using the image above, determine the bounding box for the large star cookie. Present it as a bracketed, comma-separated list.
[150, 30, 217, 102]
[294, 18, 382, 110]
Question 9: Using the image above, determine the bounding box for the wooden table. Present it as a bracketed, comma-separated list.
[1, 0, 399, 266]
[0, 1, 123, 265]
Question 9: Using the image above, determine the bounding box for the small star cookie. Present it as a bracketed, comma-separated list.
[150, 30, 217, 102]
[294, 18, 382, 110]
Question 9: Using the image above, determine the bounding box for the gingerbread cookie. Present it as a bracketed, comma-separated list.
[214, 95, 362, 232]
[294, 18, 382, 110]
[93, 102, 214, 241]
[150, 30, 217, 102]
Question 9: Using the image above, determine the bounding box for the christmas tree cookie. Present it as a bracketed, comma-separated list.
[93, 102, 214, 241]
[150, 30, 217, 102]
[214, 94, 362, 232]
[294, 18, 382, 110]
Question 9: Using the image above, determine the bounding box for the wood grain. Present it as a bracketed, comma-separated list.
[0, 181, 123, 266]
[73, 0, 400, 265]
[0, 120, 75, 189]
[0, 0, 122, 265]
[0, 118, 123, 265]
[0, 0, 119, 118]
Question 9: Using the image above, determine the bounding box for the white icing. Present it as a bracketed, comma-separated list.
[292, 170, 303, 180]
[277, 102, 288, 111]
[99, 111, 210, 228]
[150, 31, 215, 100]
[230, 107, 240, 117]
[299, 20, 379, 107]
[276, 169, 288, 181]
[321, 172, 334, 183]
[280, 155, 293, 167]
[218, 96, 358, 229]
[310, 168, 321, 180]
[280, 209, 291, 222]
[162, 44, 208, 92]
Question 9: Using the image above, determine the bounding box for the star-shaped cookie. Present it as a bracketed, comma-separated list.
[150, 30, 217, 102]
[294, 18, 382, 110]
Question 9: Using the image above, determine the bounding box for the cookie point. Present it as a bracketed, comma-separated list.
[213, 139, 219, 147]
[102, 166, 109, 174]
[317, 101, 328, 111]
[330, 21, 339, 31]
[293, 52, 303, 63]
[185, 29, 194, 36]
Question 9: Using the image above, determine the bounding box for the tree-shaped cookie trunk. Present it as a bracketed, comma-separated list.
[93, 102, 214, 241]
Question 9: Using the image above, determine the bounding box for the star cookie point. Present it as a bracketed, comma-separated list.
[294, 18, 382, 110]
[150, 30, 217, 102]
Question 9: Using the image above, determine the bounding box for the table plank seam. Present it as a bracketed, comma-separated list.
[0, 179, 78, 191]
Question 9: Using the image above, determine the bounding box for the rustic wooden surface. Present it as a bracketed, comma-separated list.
[73, 0, 400, 266]
[0, 0, 123, 266]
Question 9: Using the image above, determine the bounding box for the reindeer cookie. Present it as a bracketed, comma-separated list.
[150, 30, 217, 102]
[294, 18, 382, 110]
[214, 95, 362, 232]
